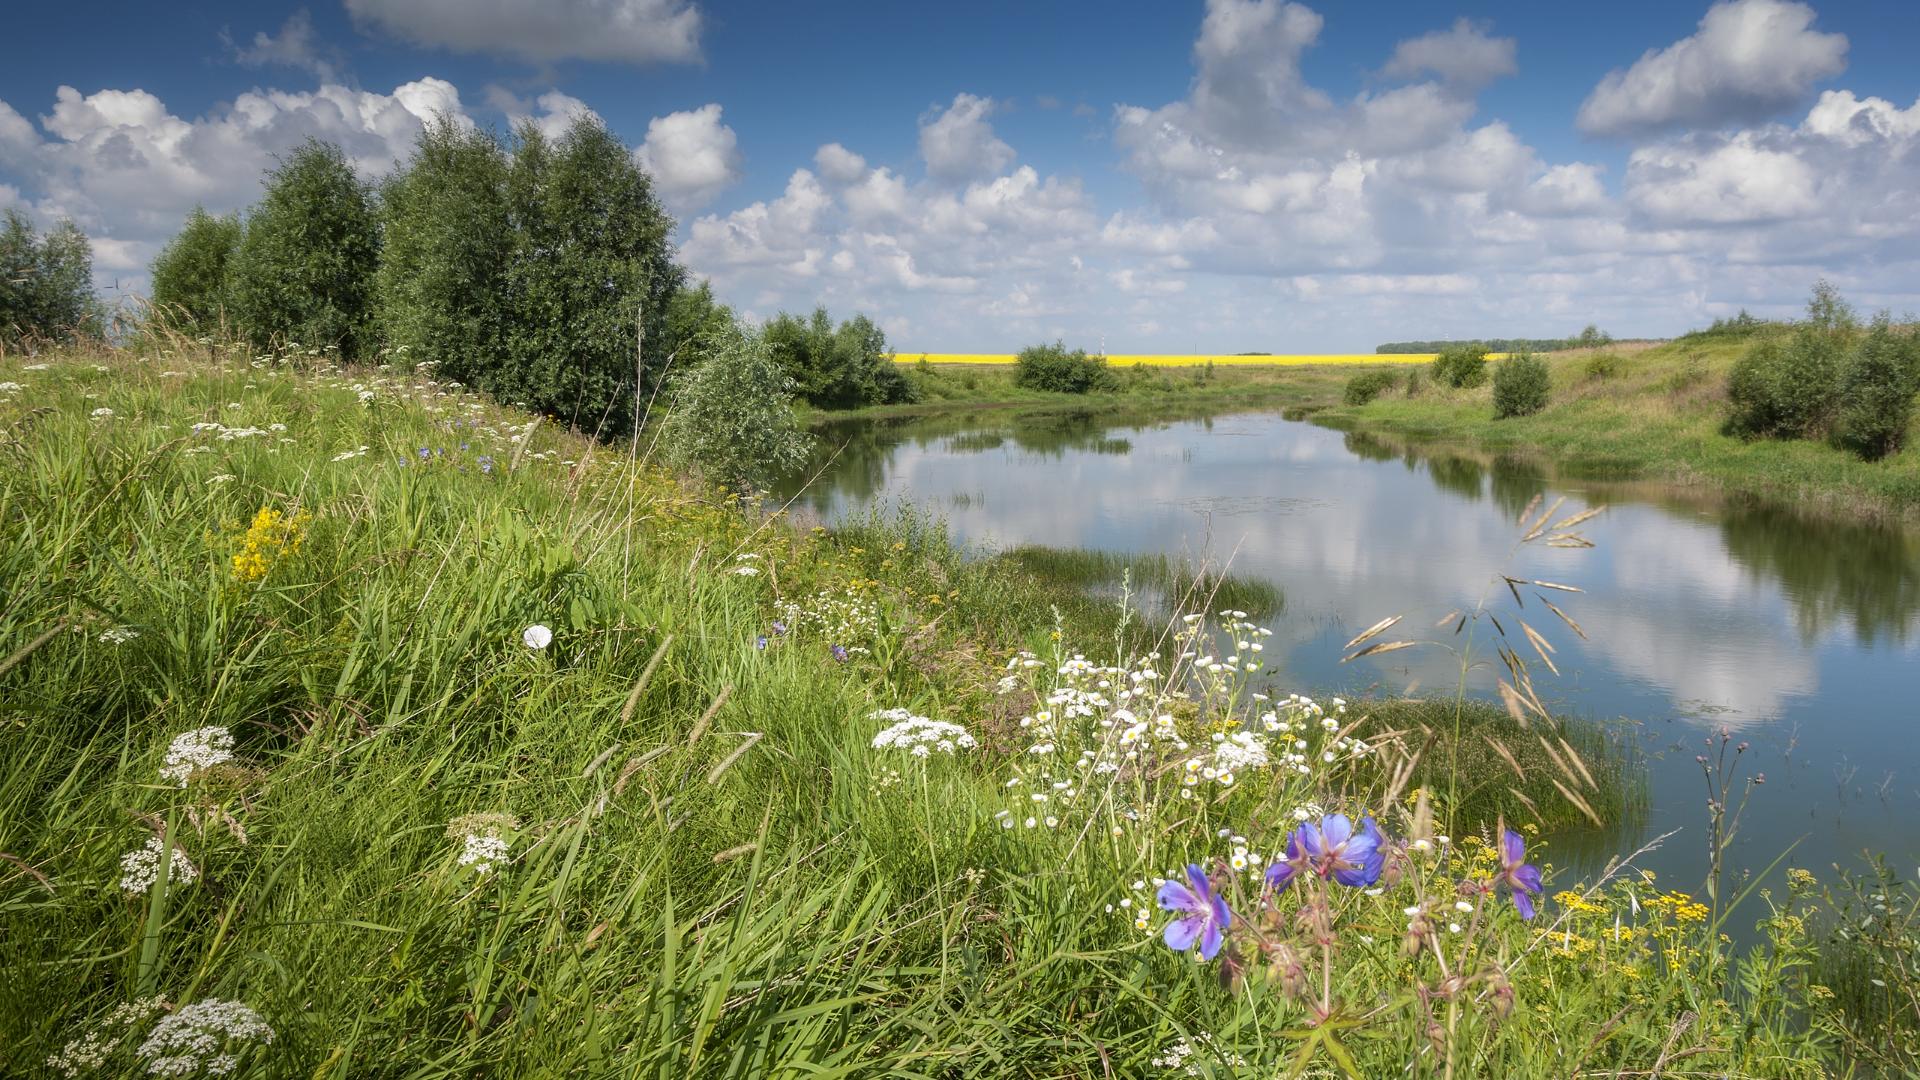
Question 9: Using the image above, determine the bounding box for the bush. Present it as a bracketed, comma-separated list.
[0, 210, 95, 349]
[1726, 329, 1847, 439]
[764, 307, 917, 409]
[149, 207, 241, 332]
[1492, 352, 1551, 418]
[374, 119, 511, 387]
[662, 322, 813, 493]
[229, 140, 380, 360]
[1582, 351, 1624, 381]
[1571, 324, 1612, 349]
[1402, 367, 1426, 397]
[1342, 370, 1399, 406]
[498, 118, 684, 438]
[1834, 319, 1920, 461]
[1431, 344, 1489, 389]
[1012, 342, 1118, 394]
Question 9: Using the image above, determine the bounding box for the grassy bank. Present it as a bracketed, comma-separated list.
[0, 343, 1896, 1076]
[1319, 338, 1920, 522]
[821, 360, 1359, 422]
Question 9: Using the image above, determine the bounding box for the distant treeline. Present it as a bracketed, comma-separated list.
[1377, 326, 1612, 354]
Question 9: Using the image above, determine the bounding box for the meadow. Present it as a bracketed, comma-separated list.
[2, 340, 1916, 1078]
[893, 354, 1450, 367]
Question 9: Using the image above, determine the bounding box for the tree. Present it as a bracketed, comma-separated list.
[1572, 325, 1611, 349]
[1431, 344, 1490, 389]
[500, 117, 683, 438]
[662, 321, 812, 494]
[1492, 352, 1551, 418]
[1805, 279, 1857, 334]
[0, 211, 96, 349]
[229, 139, 380, 359]
[1834, 317, 1920, 461]
[1012, 341, 1119, 394]
[763, 307, 917, 408]
[375, 119, 512, 385]
[149, 207, 242, 331]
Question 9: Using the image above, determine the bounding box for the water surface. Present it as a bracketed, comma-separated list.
[781, 408, 1920, 888]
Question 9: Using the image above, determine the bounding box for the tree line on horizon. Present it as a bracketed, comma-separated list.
[1375, 325, 1613, 354]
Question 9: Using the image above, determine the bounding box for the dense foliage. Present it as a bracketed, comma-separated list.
[228, 140, 380, 361]
[148, 208, 241, 332]
[1834, 318, 1920, 461]
[662, 322, 812, 492]
[762, 307, 917, 409]
[1342, 369, 1398, 405]
[1012, 341, 1120, 394]
[1492, 351, 1551, 418]
[0, 210, 95, 349]
[1378, 333, 1604, 354]
[1430, 344, 1491, 389]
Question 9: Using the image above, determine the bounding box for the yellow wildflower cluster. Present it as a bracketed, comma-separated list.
[230, 506, 311, 583]
[1644, 891, 1710, 924]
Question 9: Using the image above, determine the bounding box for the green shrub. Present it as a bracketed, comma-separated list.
[1492, 351, 1551, 418]
[1834, 319, 1920, 461]
[374, 119, 511, 387]
[1342, 370, 1399, 406]
[1726, 329, 1847, 439]
[149, 207, 241, 332]
[0, 210, 95, 348]
[1583, 351, 1624, 381]
[1012, 342, 1118, 394]
[763, 307, 917, 409]
[662, 322, 812, 493]
[229, 140, 380, 360]
[1571, 324, 1612, 349]
[1431, 344, 1490, 389]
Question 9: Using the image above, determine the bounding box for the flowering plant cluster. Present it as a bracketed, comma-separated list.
[869, 708, 977, 757]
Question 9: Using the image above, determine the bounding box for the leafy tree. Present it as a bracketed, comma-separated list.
[1834, 318, 1920, 461]
[229, 139, 380, 359]
[0, 211, 96, 348]
[375, 119, 511, 385]
[1491, 352, 1551, 418]
[1342, 370, 1398, 405]
[1726, 330, 1846, 439]
[1430, 344, 1490, 389]
[149, 207, 242, 331]
[1012, 342, 1118, 394]
[661, 281, 736, 371]
[763, 307, 917, 408]
[662, 321, 812, 493]
[500, 117, 683, 438]
[1806, 279, 1857, 335]
[1572, 325, 1612, 349]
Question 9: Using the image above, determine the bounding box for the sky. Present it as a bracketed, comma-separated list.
[3, 0, 1919, 351]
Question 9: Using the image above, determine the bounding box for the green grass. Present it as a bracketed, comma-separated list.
[817, 361, 1359, 423]
[0, 342, 1884, 1077]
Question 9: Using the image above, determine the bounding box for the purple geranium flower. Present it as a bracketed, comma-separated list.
[771, 620, 789, 636]
[1297, 814, 1386, 888]
[1265, 829, 1305, 892]
[1158, 863, 1231, 960]
[755, 635, 769, 650]
[830, 644, 849, 663]
[1497, 828, 1544, 920]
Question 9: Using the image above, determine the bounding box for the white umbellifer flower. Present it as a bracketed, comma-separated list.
[0, 381, 21, 393]
[46, 998, 169, 1078]
[868, 708, 977, 756]
[160, 727, 235, 788]
[100, 626, 140, 645]
[119, 837, 198, 894]
[458, 831, 511, 874]
[135, 999, 274, 1077]
[91, 407, 115, 419]
[522, 624, 552, 650]
[728, 565, 760, 576]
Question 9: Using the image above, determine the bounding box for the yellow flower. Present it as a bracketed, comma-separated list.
[229, 505, 311, 583]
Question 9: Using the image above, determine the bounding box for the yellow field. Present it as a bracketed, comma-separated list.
[891, 353, 1445, 367]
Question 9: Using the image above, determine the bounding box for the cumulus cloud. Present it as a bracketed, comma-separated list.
[634, 103, 739, 210]
[918, 93, 1014, 181]
[1577, 0, 1847, 136]
[485, 87, 601, 141]
[227, 9, 339, 80]
[344, 0, 702, 66]
[813, 142, 867, 184]
[1381, 18, 1517, 90]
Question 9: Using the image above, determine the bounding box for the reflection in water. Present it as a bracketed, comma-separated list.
[782, 408, 1920, 883]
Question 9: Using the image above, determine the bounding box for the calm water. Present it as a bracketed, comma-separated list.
[781, 408, 1920, 888]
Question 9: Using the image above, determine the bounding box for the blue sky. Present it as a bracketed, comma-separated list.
[4, 0, 1918, 350]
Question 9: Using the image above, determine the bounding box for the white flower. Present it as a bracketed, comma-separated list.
[100, 626, 140, 645]
[458, 831, 511, 874]
[868, 708, 977, 755]
[90, 407, 114, 419]
[160, 727, 234, 787]
[0, 380, 21, 393]
[135, 999, 273, 1076]
[728, 565, 761, 576]
[522, 624, 552, 650]
[119, 836, 198, 894]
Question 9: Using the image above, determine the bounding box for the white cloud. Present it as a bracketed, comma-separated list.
[486, 88, 601, 141]
[1381, 18, 1517, 90]
[1626, 133, 1818, 225]
[813, 142, 866, 184]
[344, 0, 702, 66]
[918, 93, 1014, 181]
[634, 103, 739, 210]
[1577, 0, 1847, 136]
[228, 9, 338, 80]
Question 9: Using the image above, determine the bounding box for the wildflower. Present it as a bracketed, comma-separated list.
[46, 998, 169, 1078]
[755, 635, 768, 650]
[770, 619, 788, 636]
[1296, 814, 1386, 888]
[135, 999, 274, 1076]
[522, 624, 552, 650]
[1265, 830, 1305, 892]
[91, 407, 114, 419]
[1157, 864, 1230, 960]
[100, 626, 140, 645]
[869, 708, 977, 756]
[1496, 828, 1544, 920]
[160, 727, 235, 787]
[831, 644, 849, 663]
[119, 836, 198, 894]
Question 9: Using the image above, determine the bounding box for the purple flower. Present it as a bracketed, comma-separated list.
[755, 635, 769, 650]
[1157, 864, 1231, 960]
[418, 447, 431, 460]
[771, 620, 789, 637]
[1497, 829, 1544, 919]
[830, 644, 849, 663]
[1265, 829, 1305, 892]
[1297, 814, 1386, 888]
